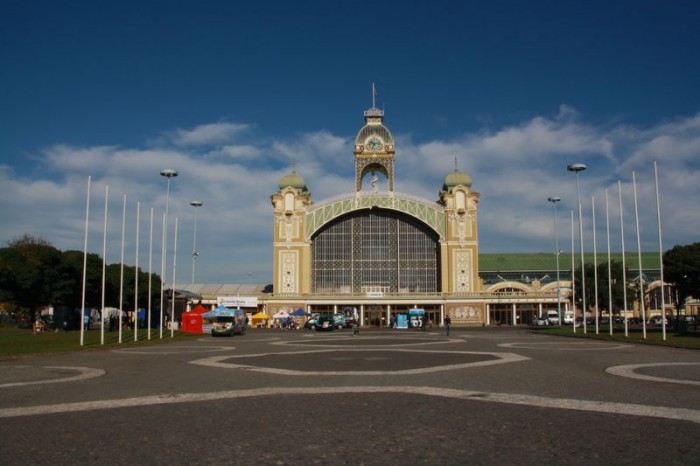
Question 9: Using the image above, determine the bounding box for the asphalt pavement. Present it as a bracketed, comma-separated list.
[1, 327, 699, 465]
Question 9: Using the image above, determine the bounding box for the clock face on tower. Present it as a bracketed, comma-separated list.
[366, 137, 382, 152]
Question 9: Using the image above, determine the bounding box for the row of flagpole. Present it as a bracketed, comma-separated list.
[566, 161, 666, 340]
[79, 176, 180, 346]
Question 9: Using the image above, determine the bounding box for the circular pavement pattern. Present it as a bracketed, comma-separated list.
[112, 345, 236, 355]
[498, 341, 630, 351]
[606, 362, 700, 386]
[189, 348, 529, 375]
[0, 366, 105, 388]
[272, 336, 461, 348]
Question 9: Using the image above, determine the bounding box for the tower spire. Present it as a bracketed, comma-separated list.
[372, 83, 377, 109]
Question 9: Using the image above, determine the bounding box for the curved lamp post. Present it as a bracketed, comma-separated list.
[567, 163, 587, 333]
[190, 200, 203, 284]
[160, 169, 178, 338]
[548, 196, 562, 324]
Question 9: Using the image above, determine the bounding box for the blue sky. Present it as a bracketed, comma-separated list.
[1, 0, 699, 284]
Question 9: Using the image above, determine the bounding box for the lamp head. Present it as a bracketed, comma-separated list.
[190, 201, 203, 207]
[567, 163, 586, 173]
[548, 196, 561, 203]
[160, 169, 178, 178]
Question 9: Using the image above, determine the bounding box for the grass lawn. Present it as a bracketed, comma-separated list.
[534, 326, 700, 350]
[0, 326, 201, 358]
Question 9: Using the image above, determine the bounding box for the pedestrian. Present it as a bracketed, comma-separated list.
[444, 315, 451, 336]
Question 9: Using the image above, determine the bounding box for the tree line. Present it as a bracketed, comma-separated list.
[0, 234, 163, 320]
[571, 242, 699, 314]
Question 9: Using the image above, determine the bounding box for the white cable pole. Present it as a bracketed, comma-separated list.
[134, 201, 140, 342]
[592, 196, 600, 334]
[118, 193, 126, 344]
[632, 171, 647, 338]
[618, 180, 629, 337]
[171, 218, 178, 338]
[576, 174, 587, 334]
[100, 185, 109, 345]
[148, 207, 153, 340]
[548, 197, 561, 324]
[605, 189, 613, 336]
[160, 212, 165, 339]
[80, 176, 91, 347]
[654, 161, 666, 341]
[571, 209, 576, 333]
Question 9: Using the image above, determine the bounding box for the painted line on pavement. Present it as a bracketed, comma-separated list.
[113, 345, 236, 355]
[0, 366, 105, 388]
[273, 336, 462, 348]
[606, 362, 700, 386]
[0, 385, 697, 424]
[499, 341, 630, 351]
[188, 348, 529, 375]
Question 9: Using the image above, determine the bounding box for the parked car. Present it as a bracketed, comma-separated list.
[306, 313, 345, 330]
[532, 316, 549, 326]
[546, 311, 560, 325]
[304, 313, 321, 330]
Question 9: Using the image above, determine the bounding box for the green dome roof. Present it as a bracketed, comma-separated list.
[443, 169, 472, 189]
[278, 171, 307, 191]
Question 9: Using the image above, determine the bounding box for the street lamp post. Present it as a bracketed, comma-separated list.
[190, 201, 203, 284]
[160, 169, 178, 338]
[548, 196, 562, 325]
[567, 163, 587, 333]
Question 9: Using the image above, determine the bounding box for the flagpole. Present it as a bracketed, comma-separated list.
[618, 180, 629, 337]
[148, 207, 153, 340]
[100, 185, 109, 345]
[171, 218, 178, 338]
[134, 201, 140, 342]
[160, 213, 165, 339]
[571, 209, 576, 333]
[592, 196, 599, 334]
[80, 176, 91, 347]
[605, 188, 613, 336]
[654, 161, 666, 341]
[118, 193, 126, 344]
[632, 171, 647, 338]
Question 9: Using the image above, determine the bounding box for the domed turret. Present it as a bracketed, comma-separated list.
[443, 168, 472, 191]
[278, 170, 307, 192]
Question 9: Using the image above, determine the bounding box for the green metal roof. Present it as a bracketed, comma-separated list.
[479, 252, 660, 272]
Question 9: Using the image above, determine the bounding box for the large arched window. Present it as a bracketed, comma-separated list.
[311, 209, 440, 293]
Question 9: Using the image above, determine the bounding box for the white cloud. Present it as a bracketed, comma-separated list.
[1, 108, 698, 283]
[171, 122, 250, 146]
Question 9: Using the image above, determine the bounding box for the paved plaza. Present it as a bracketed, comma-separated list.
[1, 328, 699, 465]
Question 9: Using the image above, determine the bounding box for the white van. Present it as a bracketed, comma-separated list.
[563, 312, 574, 324]
[546, 311, 560, 325]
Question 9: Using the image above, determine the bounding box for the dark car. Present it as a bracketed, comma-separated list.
[313, 313, 345, 331]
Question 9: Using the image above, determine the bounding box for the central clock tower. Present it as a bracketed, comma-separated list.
[354, 86, 395, 193]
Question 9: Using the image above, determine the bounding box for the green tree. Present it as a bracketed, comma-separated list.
[573, 260, 630, 317]
[664, 242, 700, 308]
[0, 235, 65, 319]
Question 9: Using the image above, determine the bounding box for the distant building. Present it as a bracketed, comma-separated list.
[178, 96, 671, 326]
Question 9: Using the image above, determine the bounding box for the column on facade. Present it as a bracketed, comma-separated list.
[512, 303, 517, 326]
[386, 305, 391, 328]
[538, 303, 543, 318]
[360, 305, 364, 327]
[440, 304, 444, 326]
[333, 304, 337, 313]
[486, 304, 490, 325]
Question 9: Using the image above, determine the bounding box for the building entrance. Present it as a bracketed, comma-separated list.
[365, 306, 385, 327]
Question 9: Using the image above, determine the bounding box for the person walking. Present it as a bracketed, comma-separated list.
[444, 315, 451, 336]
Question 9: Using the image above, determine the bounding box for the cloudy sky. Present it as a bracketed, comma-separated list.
[1, 0, 699, 284]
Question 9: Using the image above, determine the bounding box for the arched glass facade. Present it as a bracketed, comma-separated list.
[311, 209, 440, 294]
